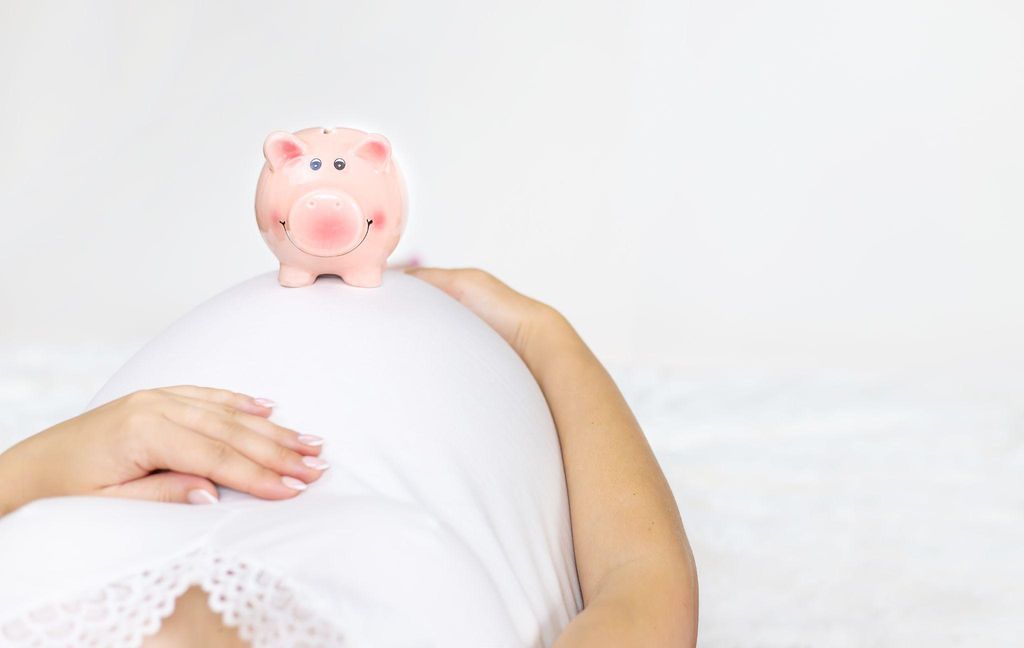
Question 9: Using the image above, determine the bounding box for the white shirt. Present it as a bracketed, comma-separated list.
[0, 271, 581, 647]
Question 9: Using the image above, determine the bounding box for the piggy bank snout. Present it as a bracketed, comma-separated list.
[285, 191, 367, 256]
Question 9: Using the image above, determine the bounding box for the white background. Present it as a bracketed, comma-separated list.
[3, 4, 1023, 644]
[1, 0, 1022, 369]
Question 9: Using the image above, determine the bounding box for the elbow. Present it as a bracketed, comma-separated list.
[666, 548, 700, 647]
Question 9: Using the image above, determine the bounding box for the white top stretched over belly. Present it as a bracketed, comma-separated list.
[0, 271, 581, 647]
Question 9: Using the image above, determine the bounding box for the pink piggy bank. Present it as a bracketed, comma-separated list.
[255, 126, 408, 288]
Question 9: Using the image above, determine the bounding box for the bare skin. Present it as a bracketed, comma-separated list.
[143, 587, 246, 648]
[0, 268, 697, 647]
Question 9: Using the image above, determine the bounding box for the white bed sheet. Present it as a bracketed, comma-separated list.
[2, 345, 1021, 646]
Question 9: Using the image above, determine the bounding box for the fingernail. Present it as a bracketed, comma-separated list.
[302, 456, 330, 471]
[281, 476, 307, 491]
[297, 434, 324, 447]
[187, 489, 218, 505]
[254, 397, 276, 408]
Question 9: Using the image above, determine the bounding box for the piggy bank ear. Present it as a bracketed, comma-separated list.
[354, 134, 392, 170]
[263, 131, 308, 171]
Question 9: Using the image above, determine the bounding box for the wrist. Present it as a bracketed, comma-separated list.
[0, 434, 52, 516]
[519, 305, 591, 380]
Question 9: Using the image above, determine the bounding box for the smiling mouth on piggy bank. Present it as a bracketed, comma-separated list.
[278, 218, 373, 258]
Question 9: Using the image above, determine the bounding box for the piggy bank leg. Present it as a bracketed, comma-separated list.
[343, 265, 384, 288]
[278, 264, 317, 288]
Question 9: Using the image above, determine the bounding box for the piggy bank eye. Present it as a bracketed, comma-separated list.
[309, 158, 322, 171]
[333, 158, 346, 171]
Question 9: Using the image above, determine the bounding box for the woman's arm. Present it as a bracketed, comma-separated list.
[407, 268, 698, 647]
[528, 309, 698, 647]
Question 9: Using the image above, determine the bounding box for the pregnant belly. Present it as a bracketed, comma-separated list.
[0, 271, 580, 647]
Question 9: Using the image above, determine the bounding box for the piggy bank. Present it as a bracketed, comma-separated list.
[255, 126, 408, 288]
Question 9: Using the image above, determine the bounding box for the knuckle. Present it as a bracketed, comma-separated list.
[275, 425, 298, 445]
[180, 404, 207, 429]
[273, 443, 295, 467]
[224, 420, 250, 443]
[210, 388, 234, 402]
[208, 440, 234, 467]
[122, 389, 156, 409]
[464, 267, 492, 283]
[123, 406, 149, 430]
[122, 405, 158, 436]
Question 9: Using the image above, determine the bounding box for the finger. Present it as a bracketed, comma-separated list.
[145, 420, 311, 500]
[164, 404, 328, 485]
[404, 267, 503, 305]
[404, 267, 476, 307]
[165, 394, 324, 456]
[99, 471, 220, 505]
[405, 267, 532, 346]
[404, 267, 463, 298]
[159, 385, 274, 417]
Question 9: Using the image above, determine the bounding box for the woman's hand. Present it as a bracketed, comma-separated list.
[403, 267, 571, 370]
[0, 386, 329, 515]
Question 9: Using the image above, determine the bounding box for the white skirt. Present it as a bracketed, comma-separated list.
[0, 272, 581, 647]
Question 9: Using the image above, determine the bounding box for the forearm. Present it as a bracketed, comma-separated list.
[524, 309, 698, 646]
[0, 416, 90, 516]
[0, 430, 69, 516]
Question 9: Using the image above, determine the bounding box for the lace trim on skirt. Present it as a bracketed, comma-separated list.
[0, 546, 346, 647]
